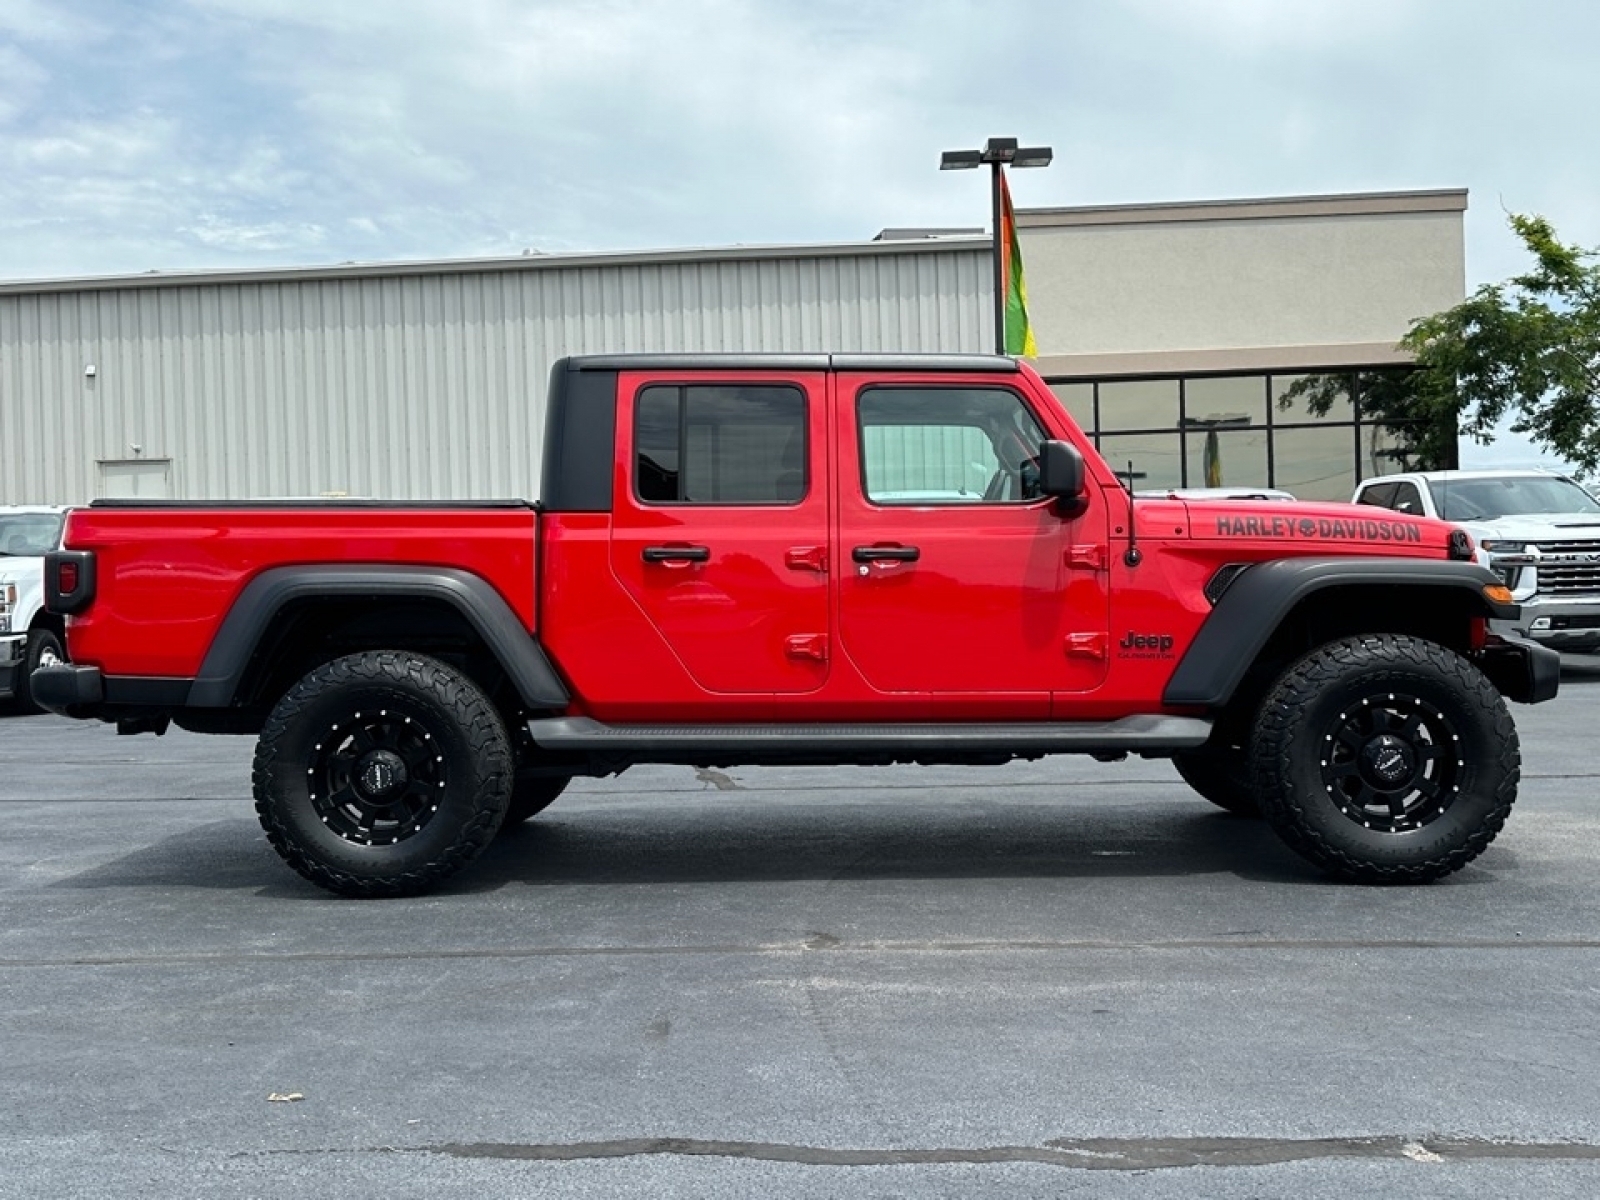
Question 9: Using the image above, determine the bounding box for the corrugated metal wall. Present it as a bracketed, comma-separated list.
[0, 244, 989, 504]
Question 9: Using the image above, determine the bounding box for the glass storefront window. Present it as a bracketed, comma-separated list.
[1098, 432, 1183, 491]
[1098, 379, 1179, 431]
[1363, 424, 1429, 479]
[1274, 373, 1353, 424]
[1184, 376, 1266, 430]
[1272, 426, 1358, 501]
[1041, 368, 1440, 504]
[1183, 428, 1268, 490]
[1354, 369, 1421, 425]
[1049, 382, 1095, 434]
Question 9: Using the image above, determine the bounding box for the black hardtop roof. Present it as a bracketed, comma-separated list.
[557, 352, 1019, 373]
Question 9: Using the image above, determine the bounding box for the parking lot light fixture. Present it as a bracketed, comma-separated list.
[940, 136, 1054, 353]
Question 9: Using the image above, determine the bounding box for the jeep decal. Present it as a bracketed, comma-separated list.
[1117, 630, 1176, 659]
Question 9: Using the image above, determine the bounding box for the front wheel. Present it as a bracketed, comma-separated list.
[16, 628, 66, 714]
[1251, 634, 1519, 883]
[253, 651, 513, 897]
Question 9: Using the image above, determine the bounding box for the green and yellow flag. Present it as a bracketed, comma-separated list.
[999, 171, 1037, 357]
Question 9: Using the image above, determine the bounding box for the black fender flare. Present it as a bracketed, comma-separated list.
[187, 565, 570, 709]
[1162, 557, 1516, 708]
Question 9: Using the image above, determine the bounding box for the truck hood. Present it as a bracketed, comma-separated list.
[1452, 513, 1600, 542]
[1161, 497, 1452, 554]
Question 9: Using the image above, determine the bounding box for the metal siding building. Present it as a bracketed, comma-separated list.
[0, 240, 990, 504]
[0, 188, 1468, 505]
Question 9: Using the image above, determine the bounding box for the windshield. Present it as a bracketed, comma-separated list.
[1430, 477, 1600, 521]
[0, 512, 65, 557]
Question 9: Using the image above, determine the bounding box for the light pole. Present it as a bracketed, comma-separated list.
[940, 136, 1053, 354]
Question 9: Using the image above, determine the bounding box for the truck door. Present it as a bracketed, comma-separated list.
[609, 371, 831, 695]
[833, 374, 1111, 714]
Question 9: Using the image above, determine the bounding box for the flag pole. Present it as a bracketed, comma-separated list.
[991, 159, 1006, 355]
[938, 137, 1052, 356]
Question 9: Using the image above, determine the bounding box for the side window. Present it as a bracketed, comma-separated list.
[858, 387, 1048, 505]
[635, 384, 806, 505]
[1391, 482, 1423, 515]
[1356, 481, 1399, 509]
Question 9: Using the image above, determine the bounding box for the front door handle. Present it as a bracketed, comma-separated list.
[642, 545, 710, 564]
[852, 545, 920, 563]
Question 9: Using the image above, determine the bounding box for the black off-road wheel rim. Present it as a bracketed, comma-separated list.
[309, 708, 449, 848]
[1319, 692, 1462, 834]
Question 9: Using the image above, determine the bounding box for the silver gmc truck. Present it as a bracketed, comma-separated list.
[1352, 469, 1600, 653]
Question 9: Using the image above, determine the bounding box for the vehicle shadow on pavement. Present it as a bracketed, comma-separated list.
[476, 804, 1514, 891]
[50, 802, 1513, 895]
[479, 806, 1307, 888]
[50, 819, 301, 894]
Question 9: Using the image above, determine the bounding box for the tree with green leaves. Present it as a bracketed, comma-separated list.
[1402, 213, 1599, 476]
[1282, 213, 1600, 477]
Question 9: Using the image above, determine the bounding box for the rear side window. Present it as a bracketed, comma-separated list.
[1390, 482, 1423, 515]
[635, 384, 806, 505]
[857, 387, 1048, 505]
[1356, 482, 1399, 509]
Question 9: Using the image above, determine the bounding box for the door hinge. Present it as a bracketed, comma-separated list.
[1066, 544, 1106, 571]
[1063, 632, 1107, 660]
[785, 545, 829, 573]
[785, 634, 829, 662]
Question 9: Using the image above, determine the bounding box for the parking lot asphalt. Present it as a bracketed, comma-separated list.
[2, 667, 1599, 1199]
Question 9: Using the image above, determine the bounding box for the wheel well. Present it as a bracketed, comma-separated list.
[29, 612, 65, 642]
[1217, 584, 1483, 742]
[229, 597, 521, 728]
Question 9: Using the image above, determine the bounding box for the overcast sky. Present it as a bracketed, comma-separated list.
[3, 0, 1595, 466]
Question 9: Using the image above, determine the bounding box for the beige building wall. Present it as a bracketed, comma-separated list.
[1022, 190, 1467, 379]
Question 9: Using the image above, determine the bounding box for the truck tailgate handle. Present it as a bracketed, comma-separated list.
[852, 544, 920, 563]
[642, 545, 710, 564]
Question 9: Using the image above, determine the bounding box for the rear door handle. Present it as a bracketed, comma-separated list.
[852, 545, 920, 563]
[642, 545, 710, 564]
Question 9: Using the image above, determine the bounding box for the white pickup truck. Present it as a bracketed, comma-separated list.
[1352, 470, 1600, 653]
[0, 506, 69, 711]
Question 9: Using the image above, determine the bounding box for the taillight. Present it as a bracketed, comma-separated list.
[45, 550, 96, 614]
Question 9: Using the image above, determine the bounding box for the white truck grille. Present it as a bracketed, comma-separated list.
[1534, 541, 1600, 596]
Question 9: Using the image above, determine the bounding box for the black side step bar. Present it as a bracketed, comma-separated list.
[526, 715, 1211, 760]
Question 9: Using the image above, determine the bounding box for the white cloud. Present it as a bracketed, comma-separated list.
[181, 213, 327, 252]
[1121, 0, 1424, 51]
[0, 0, 109, 43]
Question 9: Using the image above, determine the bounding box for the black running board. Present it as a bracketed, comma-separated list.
[525, 714, 1212, 768]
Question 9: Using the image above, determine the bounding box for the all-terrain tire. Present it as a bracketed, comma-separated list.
[1172, 744, 1260, 817]
[252, 651, 513, 897]
[502, 774, 571, 828]
[1251, 634, 1519, 883]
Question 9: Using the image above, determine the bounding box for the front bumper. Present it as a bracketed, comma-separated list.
[0, 634, 25, 700]
[1478, 635, 1562, 704]
[1492, 595, 1600, 652]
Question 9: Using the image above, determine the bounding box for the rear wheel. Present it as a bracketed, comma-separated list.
[253, 651, 512, 897]
[1251, 634, 1518, 883]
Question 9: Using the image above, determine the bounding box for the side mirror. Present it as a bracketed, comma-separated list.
[1037, 440, 1085, 502]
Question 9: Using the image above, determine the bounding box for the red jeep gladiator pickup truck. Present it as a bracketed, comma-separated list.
[35, 354, 1559, 896]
